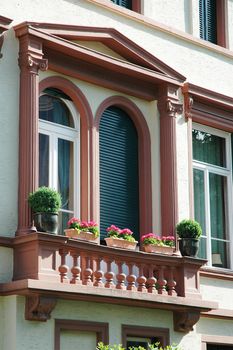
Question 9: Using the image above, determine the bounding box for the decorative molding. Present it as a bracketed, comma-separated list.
[18, 54, 48, 73]
[25, 294, 56, 321]
[173, 310, 200, 332]
[201, 308, 233, 320]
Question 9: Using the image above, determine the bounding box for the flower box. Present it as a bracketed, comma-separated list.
[64, 229, 99, 244]
[105, 237, 138, 250]
[143, 244, 174, 255]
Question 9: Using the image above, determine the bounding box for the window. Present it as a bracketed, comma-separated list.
[111, 0, 132, 10]
[199, 0, 226, 46]
[39, 89, 80, 233]
[192, 124, 233, 268]
[207, 345, 233, 350]
[99, 106, 139, 240]
[122, 325, 169, 349]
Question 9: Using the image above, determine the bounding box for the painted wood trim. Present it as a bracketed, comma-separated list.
[94, 96, 152, 235]
[216, 0, 227, 48]
[39, 76, 93, 222]
[202, 334, 233, 345]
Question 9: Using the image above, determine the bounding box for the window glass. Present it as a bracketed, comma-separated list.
[193, 126, 231, 268]
[39, 133, 49, 187]
[111, 0, 132, 10]
[192, 129, 226, 167]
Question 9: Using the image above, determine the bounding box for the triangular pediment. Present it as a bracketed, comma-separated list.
[23, 22, 185, 82]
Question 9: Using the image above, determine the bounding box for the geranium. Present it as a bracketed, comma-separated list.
[106, 225, 136, 242]
[141, 233, 175, 247]
[67, 218, 99, 237]
[67, 217, 81, 230]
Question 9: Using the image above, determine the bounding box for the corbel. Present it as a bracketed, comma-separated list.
[0, 15, 12, 58]
[173, 310, 200, 332]
[158, 84, 183, 118]
[182, 83, 193, 121]
[25, 294, 57, 321]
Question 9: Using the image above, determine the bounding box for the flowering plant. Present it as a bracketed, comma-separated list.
[141, 234, 175, 247]
[67, 218, 99, 238]
[106, 225, 136, 242]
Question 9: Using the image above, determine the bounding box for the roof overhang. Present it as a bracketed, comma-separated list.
[14, 22, 185, 100]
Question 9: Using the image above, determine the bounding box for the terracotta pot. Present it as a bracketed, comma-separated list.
[34, 213, 59, 234]
[64, 229, 99, 244]
[143, 244, 174, 255]
[105, 237, 138, 250]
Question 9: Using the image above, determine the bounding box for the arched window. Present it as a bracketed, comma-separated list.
[39, 89, 80, 233]
[99, 106, 139, 240]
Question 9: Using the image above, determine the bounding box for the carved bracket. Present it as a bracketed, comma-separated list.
[182, 83, 193, 121]
[173, 310, 200, 332]
[18, 54, 48, 74]
[0, 16, 13, 59]
[158, 98, 183, 118]
[25, 295, 57, 321]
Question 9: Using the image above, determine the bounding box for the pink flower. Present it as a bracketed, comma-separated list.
[106, 225, 121, 233]
[81, 221, 89, 228]
[120, 228, 133, 235]
[141, 233, 156, 241]
[88, 220, 98, 227]
[67, 217, 80, 227]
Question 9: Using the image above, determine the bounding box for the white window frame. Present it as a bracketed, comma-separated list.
[192, 123, 233, 269]
[39, 95, 80, 222]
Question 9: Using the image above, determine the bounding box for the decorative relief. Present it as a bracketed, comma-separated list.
[158, 98, 183, 118]
[25, 295, 56, 322]
[173, 310, 200, 332]
[18, 54, 48, 73]
[184, 96, 193, 121]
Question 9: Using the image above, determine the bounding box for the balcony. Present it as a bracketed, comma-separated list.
[0, 232, 217, 331]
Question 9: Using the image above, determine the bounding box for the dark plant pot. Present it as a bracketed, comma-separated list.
[179, 238, 199, 257]
[33, 213, 59, 234]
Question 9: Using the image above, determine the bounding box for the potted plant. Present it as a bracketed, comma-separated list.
[141, 233, 175, 255]
[28, 186, 62, 234]
[64, 218, 99, 244]
[104, 225, 138, 250]
[176, 219, 202, 257]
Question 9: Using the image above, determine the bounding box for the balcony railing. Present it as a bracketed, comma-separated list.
[0, 232, 217, 330]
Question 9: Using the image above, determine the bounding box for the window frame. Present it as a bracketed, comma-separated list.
[192, 122, 233, 269]
[199, 0, 227, 47]
[202, 334, 233, 350]
[110, 0, 141, 13]
[39, 93, 80, 226]
[121, 325, 169, 349]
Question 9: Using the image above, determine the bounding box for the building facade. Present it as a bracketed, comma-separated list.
[0, 0, 233, 349]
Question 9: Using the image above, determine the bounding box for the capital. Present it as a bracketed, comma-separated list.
[18, 53, 48, 74]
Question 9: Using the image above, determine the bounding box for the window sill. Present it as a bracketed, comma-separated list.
[200, 266, 233, 281]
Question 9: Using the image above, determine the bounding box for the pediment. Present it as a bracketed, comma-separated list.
[14, 22, 185, 100]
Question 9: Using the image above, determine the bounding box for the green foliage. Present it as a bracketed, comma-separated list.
[28, 186, 62, 214]
[96, 342, 182, 350]
[176, 219, 202, 239]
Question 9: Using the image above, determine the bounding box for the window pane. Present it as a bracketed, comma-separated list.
[58, 139, 74, 211]
[39, 94, 74, 128]
[59, 211, 73, 236]
[193, 169, 206, 233]
[209, 173, 227, 240]
[211, 239, 229, 268]
[193, 129, 226, 167]
[198, 237, 207, 259]
[39, 133, 49, 187]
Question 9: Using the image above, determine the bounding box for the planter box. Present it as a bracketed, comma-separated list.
[64, 229, 99, 244]
[143, 244, 174, 255]
[105, 237, 138, 250]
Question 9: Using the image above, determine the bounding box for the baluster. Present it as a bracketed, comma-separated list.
[82, 254, 93, 286]
[137, 264, 147, 292]
[58, 248, 69, 283]
[147, 266, 157, 294]
[93, 256, 104, 287]
[70, 249, 81, 285]
[126, 262, 136, 291]
[167, 266, 177, 296]
[157, 266, 167, 295]
[116, 261, 126, 290]
[104, 258, 115, 288]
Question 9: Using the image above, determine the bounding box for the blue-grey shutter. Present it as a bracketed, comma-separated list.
[199, 0, 217, 44]
[99, 106, 139, 240]
[111, 0, 132, 10]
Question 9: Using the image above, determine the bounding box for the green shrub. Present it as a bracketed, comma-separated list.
[96, 342, 182, 350]
[28, 186, 62, 213]
[176, 219, 202, 239]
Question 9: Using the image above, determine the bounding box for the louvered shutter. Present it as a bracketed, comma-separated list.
[111, 0, 132, 10]
[99, 106, 139, 240]
[199, 0, 217, 44]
